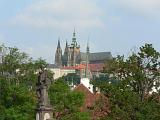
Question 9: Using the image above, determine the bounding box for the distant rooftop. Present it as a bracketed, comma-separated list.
[62, 63, 105, 72]
[79, 52, 112, 63]
[47, 64, 59, 68]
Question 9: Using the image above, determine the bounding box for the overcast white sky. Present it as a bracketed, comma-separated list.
[0, 0, 160, 63]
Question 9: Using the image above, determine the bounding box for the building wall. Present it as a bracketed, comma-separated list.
[49, 68, 75, 80]
[49, 68, 61, 80]
[60, 69, 76, 77]
[80, 78, 93, 93]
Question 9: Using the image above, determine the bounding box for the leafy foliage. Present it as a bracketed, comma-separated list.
[0, 44, 48, 120]
[62, 112, 90, 120]
[49, 78, 89, 119]
[104, 43, 160, 101]
[93, 43, 160, 119]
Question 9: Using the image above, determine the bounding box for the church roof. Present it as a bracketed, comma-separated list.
[74, 84, 110, 117]
[79, 52, 112, 62]
[74, 84, 95, 111]
[88, 63, 105, 72]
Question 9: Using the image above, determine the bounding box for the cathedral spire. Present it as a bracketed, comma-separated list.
[71, 29, 78, 47]
[87, 40, 90, 53]
[57, 38, 61, 48]
[55, 38, 62, 67]
[73, 28, 76, 37]
[64, 40, 69, 54]
[85, 41, 90, 78]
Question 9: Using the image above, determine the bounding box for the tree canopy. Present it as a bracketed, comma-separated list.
[0, 44, 47, 120]
[49, 78, 90, 120]
[93, 43, 160, 120]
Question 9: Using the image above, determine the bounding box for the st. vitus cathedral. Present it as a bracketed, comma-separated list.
[55, 30, 112, 67]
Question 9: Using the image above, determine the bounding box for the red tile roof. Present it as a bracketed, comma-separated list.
[88, 63, 105, 72]
[62, 63, 105, 72]
[74, 84, 95, 111]
[74, 84, 110, 119]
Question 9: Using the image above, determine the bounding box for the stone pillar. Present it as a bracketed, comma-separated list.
[36, 107, 53, 120]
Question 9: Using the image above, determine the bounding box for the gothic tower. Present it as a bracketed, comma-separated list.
[69, 29, 80, 66]
[55, 39, 62, 67]
[63, 40, 70, 66]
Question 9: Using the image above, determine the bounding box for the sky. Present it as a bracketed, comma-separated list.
[0, 0, 160, 63]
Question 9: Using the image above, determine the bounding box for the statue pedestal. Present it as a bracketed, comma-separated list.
[36, 106, 53, 120]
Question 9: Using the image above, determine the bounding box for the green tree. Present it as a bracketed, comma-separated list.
[0, 44, 48, 120]
[105, 43, 160, 101]
[93, 43, 160, 120]
[49, 78, 90, 120]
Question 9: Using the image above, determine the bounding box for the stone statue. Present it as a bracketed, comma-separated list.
[36, 68, 53, 120]
[36, 69, 50, 106]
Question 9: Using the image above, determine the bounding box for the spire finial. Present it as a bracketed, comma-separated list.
[73, 28, 76, 37]
[87, 37, 90, 53]
[85, 38, 90, 78]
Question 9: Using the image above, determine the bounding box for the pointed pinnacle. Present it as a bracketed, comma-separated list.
[57, 38, 61, 48]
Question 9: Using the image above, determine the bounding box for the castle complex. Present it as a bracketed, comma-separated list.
[54, 30, 112, 68]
